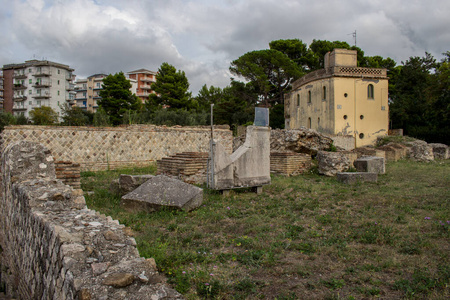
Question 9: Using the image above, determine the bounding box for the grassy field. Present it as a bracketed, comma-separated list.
[81, 160, 450, 299]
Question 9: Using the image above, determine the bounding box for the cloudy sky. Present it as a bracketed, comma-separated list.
[1, 0, 449, 94]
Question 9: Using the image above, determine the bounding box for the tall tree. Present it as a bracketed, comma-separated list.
[230, 49, 301, 106]
[269, 39, 309, 71]
[389, 53, 437, 137]
[98, 72, 141, 125]
[146, 62, 193, 111]
[195, 84, 223, 112]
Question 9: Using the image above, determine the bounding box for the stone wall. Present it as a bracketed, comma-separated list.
[0, 125, 232, 171]
[0, 141, 181, 299]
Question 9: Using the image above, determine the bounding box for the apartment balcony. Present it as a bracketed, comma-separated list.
[33, 93, 51, 99]
[140, 84, 152, 90]
[33, 81, 52, 88]
[13, 95, 27, 101]
[75, 97, 87, 101]
[12, 105, 27, 111]
[13, 73, 27, 79]
[137, 92, 151, 97]
[33, 70, 52, 77]
[140, 76, 155, 82]
[66, 83, 75, 91]
[13, 83, 27, 90]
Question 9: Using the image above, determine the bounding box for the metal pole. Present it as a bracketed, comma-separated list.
[209, 104, 215, 189]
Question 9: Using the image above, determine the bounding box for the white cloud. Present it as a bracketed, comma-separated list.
[1, 0, 449, 94]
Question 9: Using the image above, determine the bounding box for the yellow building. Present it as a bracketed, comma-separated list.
[285, 49, 389, 147]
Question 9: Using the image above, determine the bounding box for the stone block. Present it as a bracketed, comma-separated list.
[119, 174, 154, 194]
[337, 172, 378, 184]
[317, 151, 351, 177]
[377, 145, 402, 161]
[354, 156, 385, 174]
[429, 143, 449, 160]
[409, 142, 434, 162]
[121, 175, 203, 212]
[353, 147, 385, 159]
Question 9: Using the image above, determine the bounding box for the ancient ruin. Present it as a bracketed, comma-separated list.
[0, 141, 181, 299]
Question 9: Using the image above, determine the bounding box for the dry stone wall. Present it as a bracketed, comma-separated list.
[0, 125, 232, 171]
[0, 141, 182, 299]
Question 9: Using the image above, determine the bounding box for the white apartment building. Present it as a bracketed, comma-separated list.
[2, 60, 75, 119]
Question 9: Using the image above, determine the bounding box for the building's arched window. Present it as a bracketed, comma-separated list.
[368, 84, 374, 99]
[323, 86, 327, 100]
[308, 117, 311, 129]
[297, 94, 300, 106]
[308, 91, 312, 103]
[318, 117, 320, 127]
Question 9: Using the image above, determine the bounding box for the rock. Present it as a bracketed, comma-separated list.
[121, 175, 203, 212]
[409, 142, 434, 162]
[102, 273, 135, 287]
[337, 172, 378, 184]
[78, 289, 92, 300]
[103, 230, 121, 241]
[429, 143, 449, 160]
[91, 262, 110, 276]
[270, 128, 333, 155]
[119, 174, 154, 194]
[317, 151, 351, 177]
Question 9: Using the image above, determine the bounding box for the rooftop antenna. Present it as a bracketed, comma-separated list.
[348, 30, 357, 47]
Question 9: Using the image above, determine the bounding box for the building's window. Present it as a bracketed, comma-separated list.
[83, 84, 87, 89]
[37, 89, 41, 95]
[343, 115, 348, 120]
[29, 90, 32, 95]
[37, 100, 41, 106]
[83, 101, 87, 107]
[308, 91, 312, 103]
[58, 69, 61, 74]
[57, 91, 60, 96]
[308, 117, 311, 129]
[89, 78, 92, 81]
[359, 133, 364, 139]
[297, 94, 300, 106]
[344, 93, 348, 98]
[368, 84, 374, 99]
[323, 86, 327, 100]
[83, 92, 86, 97]
[96, 83, 101, 88]
[57, 101, 60, 106]
[29, 79, 32, 84]
[57, 80, 60, 85]
[360, 115, 364, 120]
[29, 101, 32, 105]
[28, 68, 32, 73]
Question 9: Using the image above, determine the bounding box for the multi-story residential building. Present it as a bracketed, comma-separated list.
[74, 74, 137, 113]
[126, 69, 157, 102]
[1, 60, 75, 118]
[74, 74, 107, 112]
[285, 49, 389, 147]
[0, 70, 4, 111]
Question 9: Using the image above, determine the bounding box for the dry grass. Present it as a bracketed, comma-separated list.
[82, 159, 450, 299]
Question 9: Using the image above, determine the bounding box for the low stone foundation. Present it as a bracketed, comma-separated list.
[270, 152, 312, 176]
[156, 152, 208, 184]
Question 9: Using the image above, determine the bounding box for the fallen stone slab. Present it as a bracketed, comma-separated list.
[337, 172, 378, 184]
[121, 175, 203, 212]
[354, 156, 385, 174]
